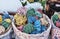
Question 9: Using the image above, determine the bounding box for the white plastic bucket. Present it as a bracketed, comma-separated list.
[51, 12, 60, 39]
[0, 15, 13, 39]
[12, 14, 51, 39]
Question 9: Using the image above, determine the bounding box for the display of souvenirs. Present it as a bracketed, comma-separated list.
[0, 11, 11, 35]
[14, 8, 49, 34]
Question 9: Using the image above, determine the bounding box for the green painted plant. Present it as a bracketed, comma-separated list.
[39, 0, 46, 10]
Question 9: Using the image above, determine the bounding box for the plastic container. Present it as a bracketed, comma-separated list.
[0, 14, 13, 39]
[12, 14, 51, 39]
[51, 12, 60, 39]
